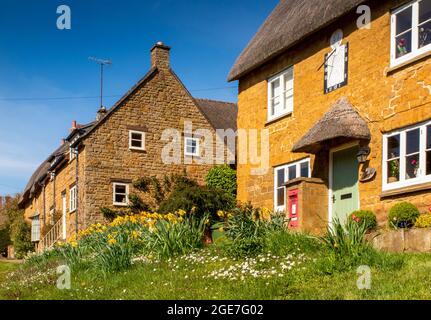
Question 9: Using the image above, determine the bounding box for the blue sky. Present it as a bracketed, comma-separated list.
[0, 0, 278, 195]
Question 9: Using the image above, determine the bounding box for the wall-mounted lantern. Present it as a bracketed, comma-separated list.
[356, 146, 371, 164]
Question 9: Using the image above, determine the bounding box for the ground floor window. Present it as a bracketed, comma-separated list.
[31, 216, 40, 242]
[274, 158, 311, 212]
[69, 186, 77, 213]
[113, 183, 129, 206]
[383, 119, 431, 191]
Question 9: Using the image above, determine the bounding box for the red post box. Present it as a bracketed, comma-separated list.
[288, 189, 299, 228]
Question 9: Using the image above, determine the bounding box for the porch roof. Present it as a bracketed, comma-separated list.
[292, 97, 371, 154]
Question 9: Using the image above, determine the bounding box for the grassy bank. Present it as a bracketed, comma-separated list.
[1, 249, 431, 300]
[2, 208, 431, 300]
[0, 261, 19, 284]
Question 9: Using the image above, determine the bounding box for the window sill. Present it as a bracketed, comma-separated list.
[129, 148, 147, 153]
[113, 203, 129, 207]
[387, 50, 431, 75]
[381, 181, 431, 198]
[69, 210, 76, 214]
[265, 112, 293, 126]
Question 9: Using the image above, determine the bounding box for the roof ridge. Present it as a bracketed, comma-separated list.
[194, 98, 237, 105]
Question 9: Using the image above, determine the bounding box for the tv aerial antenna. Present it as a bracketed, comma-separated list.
[88, 57, 112, 109]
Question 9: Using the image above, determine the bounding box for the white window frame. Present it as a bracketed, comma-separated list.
[267, 66, 294, 122]
[129, 130, 146, 151]
[184, 137, 200, 157]
[274, 158, 311, 212]
[113, 183, 129, 206]
[391, 0, 431, 67]
[69, 186, 77, 213]
[31, 215, 40, 242]
[382, 119, 431, 191]
[69, 147, 76, 161]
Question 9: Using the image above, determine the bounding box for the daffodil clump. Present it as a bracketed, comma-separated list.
[51, 208, 208, 273]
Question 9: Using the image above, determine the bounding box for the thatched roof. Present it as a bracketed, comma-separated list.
[292, 97, 371, 153]
[228, 0, 367, 81]
[194, 99, 237, 131]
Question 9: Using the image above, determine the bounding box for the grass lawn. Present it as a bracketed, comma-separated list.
[1, 249, 431, 300]
[0, 261, 19, 285]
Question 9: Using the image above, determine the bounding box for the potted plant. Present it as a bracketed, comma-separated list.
[388, 159, 400, 183]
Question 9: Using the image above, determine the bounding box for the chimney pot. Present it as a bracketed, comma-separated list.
[72, 120, 77, 130]
[151, 42, 171, 69]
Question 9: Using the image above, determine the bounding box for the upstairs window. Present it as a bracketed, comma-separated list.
[274, 158, 310, 212]
[391, 0, 431, 67]
[69, 147, 76, 161]
[383, 120, 431, 191]
[113, 183, 129, 206]
[267, 67, 294, 121]
[184, 137, 200, 157]
[69, 186, 77, 213]
[129, 130, 146, 151]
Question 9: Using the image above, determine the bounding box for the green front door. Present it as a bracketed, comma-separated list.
[332, 146, 359, 225]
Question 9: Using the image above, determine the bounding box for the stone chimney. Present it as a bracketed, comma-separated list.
[96, 106, 107, 121]
[151, 42, 171, 69]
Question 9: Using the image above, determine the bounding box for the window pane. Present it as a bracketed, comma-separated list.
[277, 188, 285, 207]
[115, 194, 126, 204]
[396, 7, 412, 35]
[406, 129, 420, 154]
[288, 165, 297, 180]
[115, 185, 126, 194]
[271, 79, 280, 98]
[406, 154, 420, 179]
[395, 31, 412, 58]
[419, 0, 431, 24]
[277, 169, 285, 187]
[300, 162, 309, 178]
[131, 133, 142, 140]
[387, 135, 400, 159]
[419, 20, 431, 48]
[284, 94, 293, 111]
[427, 151, 431, 175]
[427, 125, 431, 149]
[131, 140, 142, 148]
[388, 159, 400, 183]
[284, 72, 293, 91]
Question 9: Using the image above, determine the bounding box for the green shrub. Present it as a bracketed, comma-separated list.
[388, 202, 420, 229]
[205, 165, 237, 198]
[0, 227, 11, 257]
[10, 216, 34, 259]
[159, 185, 235, 222]
[133, 173, 198, 211]
[415, 214, 431, 228]
[349, 210, 377, 230]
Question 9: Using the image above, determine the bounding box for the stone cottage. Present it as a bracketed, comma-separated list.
[229, 0, 431, 234]
[19, 42, 237, 250]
